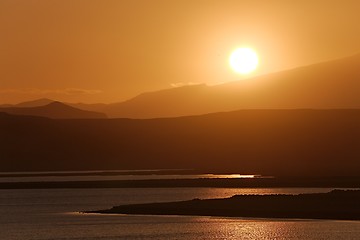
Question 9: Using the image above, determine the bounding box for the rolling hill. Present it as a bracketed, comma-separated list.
[0, 98, 55, 108]
[98, 53, 360, 118]
[2, 54, 360, 119]
[0, 102, 107, 119]
[4, 54, 360, 119]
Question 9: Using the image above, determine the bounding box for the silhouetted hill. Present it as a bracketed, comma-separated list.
[15, 98, 55, 107]
[104, 84, 209, 118]
[68, 102, 108, 113]
[0, 102, 107, 119]
[91, 190, 360, 220]
[4, 54, 359, 119]
[0, 98, 109, 114]
[92, 54, 360, 118]
[0, 98, 55, 108]
[1, 109, 360, 176]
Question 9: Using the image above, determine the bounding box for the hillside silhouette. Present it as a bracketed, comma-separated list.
[4, 54, 360, 119]
[89, 54, 360, 118]
[0, 98, 55, 108]
[15, 98, 55, 107]
[1, 109, 360, 176]
[92, 190, 360, 220]
[0, 102, 106, 119]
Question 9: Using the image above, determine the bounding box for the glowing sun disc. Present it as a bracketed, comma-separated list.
[229, 48, 259, 74]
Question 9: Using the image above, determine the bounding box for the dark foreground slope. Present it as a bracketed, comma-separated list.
[89, 190, 360, 220]
[1, 109, 360, 176]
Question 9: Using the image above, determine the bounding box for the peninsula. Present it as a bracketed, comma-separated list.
[88, 190, 360, 220]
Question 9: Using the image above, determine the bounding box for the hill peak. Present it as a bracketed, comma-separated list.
[45, 101, 69, 108]
[16, 98, 55, 107]
[102, 53, 360, 118]
[0, 101, 107, 119]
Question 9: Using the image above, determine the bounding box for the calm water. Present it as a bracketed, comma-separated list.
[1, 188, 360, 239]
[0, 174, 255, 183]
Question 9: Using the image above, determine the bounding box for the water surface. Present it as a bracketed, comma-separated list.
[1, 188, 360, 239]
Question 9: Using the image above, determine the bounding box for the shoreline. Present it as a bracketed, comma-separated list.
[82, 212, 359, 222]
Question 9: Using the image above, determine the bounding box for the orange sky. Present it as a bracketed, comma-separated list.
[1, 0, 360, 104]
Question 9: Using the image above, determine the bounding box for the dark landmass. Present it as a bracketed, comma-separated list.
[0, 102, 107, 119]
[1, 109, 360, 176]
[1, 177, 360, 189]
[88, 190, 360, 220]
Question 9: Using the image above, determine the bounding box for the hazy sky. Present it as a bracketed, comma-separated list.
[1, 0, 359, 104]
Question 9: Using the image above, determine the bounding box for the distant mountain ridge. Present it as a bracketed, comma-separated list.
[15, 98, 55, 107]
[0, 98, 109, 116]
[0, 102, 107, 119]
[0, 98, 55, 108]
[99, 53, 360, 118]
[2, 53, 360, 118]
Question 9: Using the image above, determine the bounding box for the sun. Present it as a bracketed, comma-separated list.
[229, 48, 259, 74]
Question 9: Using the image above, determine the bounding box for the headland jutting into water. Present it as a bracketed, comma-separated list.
[87, 190, 360, 221]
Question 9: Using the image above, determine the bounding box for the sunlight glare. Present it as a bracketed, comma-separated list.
[229, 48, 259, 74]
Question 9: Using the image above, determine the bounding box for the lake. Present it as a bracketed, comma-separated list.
[1, 187, 360, 239]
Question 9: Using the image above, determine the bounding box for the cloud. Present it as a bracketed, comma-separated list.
[170, 82, 200, 88]
[0, 88, 103, 95]
[61, 88, 103, 95]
